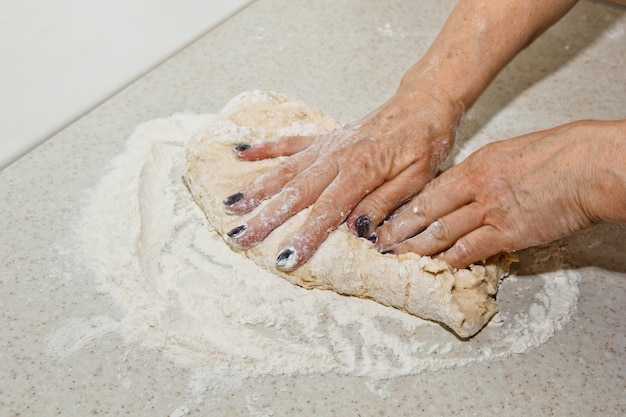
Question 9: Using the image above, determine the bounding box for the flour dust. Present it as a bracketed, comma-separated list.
[59, 110, 580, 393]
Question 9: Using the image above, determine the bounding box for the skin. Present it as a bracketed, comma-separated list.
[376, 120, 626, 267]
[224, 0, 626, 270]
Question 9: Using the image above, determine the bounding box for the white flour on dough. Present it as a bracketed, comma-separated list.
[184, 91, 514, 339]
[66, 91, 581, 393]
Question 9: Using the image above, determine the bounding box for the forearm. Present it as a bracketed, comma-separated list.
[399, 0, 578, 113]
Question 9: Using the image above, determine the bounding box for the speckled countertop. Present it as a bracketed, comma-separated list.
[1, 1, 625, 415]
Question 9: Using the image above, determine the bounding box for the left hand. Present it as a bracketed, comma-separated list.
[374, 120, 626, 268]
[223, 89, 460, 271]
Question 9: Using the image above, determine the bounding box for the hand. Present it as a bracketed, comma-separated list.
[223, 89, 461, 271]
[375, 120, 626, 269]
[221, 0, 589, 272]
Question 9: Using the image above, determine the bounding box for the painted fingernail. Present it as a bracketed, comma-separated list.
[275, 247, 298, 271]
[234, 144, 251, 154]
[355, 215, 372, 238]
[367, 232, 377, 244]
[227, 224, 247, 239]
[223, 192, 243, 207]
[382, 249, 396, 255]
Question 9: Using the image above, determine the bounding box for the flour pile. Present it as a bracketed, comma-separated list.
[69, 93, 581, 388]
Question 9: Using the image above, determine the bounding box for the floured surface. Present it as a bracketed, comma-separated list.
[63, 92, 582, 393]
[0, 2, 618, 415]
[184, 91, 511, 338]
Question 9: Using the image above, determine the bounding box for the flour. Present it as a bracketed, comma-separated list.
[59, 95, 581, 394]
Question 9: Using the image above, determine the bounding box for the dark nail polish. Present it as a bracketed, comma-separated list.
[276, 247, 297, 270]
[382, 249, 396, 255]
[234, 144, 251, 153]
[367, 232, 377, 244]
[355, 215, 372, 238]
[276, 247, 294, 262]
[223, 192, 243, 206]
[227, 224, 247, 238]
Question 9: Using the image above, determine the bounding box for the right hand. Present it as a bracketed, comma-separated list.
[374, 119, 626, 268]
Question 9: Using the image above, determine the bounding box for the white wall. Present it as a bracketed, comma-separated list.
[0, 0, 252, 169]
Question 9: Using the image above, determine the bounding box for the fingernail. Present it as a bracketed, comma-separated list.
[367, 232, 377, 244]
[382, 249, 396, 255]
[223, 192, 243, 207]
[275, 247, 298, 271]
[355, 215, 372, 238]
[234, 144, 251, 154]
[227, 224, 247, 239]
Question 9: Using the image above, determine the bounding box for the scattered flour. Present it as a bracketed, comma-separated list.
[377, 22, 394, 37]
[53, 107, 581, 394]
[169, 406, 190, 417]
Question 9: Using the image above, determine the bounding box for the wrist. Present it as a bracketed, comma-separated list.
[391, 81, 461, 166]
[578, 119, 626, 223]
[397, 66, 467, 123]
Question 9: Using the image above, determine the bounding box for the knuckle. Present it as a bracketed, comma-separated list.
[308, 190, 347, 223]
[374, 220, 403, 251]
[483, 204, 516, 235]
[411, 194, 431, 218]
[280, 135, 313, 154]
[358, 193, 393, 224]
[426, 220, 448, 242]
[446, 238, 473, 266]
[278, 158, 304, 180]
[310, 198, 340, 218]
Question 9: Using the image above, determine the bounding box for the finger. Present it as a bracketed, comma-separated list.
[223, 147, 318, 215]
[436, 225, 508, 269]
[346, 163, 433, 239]
[393, 202, 484, 257]
[275, 170, 382, 271]
[234, 136, 316, 161]
[226, 161, 337, 248]
[375, 172, 474, 251]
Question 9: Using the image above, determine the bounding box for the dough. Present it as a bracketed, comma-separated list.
[184, 91, 514, 338]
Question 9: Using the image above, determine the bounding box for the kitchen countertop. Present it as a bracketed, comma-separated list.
[1, 0, 625, 415]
